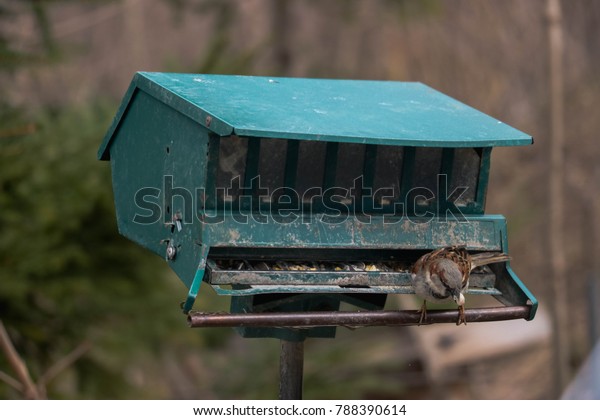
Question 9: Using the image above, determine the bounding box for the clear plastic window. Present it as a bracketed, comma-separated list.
[216, 136, 247, 202]
[295, 141, 327, 205]
[258, 138, 287, 204]
[373, 145, 403, 206]
[450, 148, 480, 205]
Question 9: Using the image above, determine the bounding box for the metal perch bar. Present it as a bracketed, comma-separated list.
[188, 306, 532, 328]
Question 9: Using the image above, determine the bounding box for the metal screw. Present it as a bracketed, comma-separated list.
[173, 212, 183, 232]
[166, 244, 177, 260]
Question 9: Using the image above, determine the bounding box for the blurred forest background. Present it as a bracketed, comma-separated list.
[1, 0, 599, 399]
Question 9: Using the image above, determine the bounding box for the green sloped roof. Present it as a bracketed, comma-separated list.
[99, 72, 532, 160]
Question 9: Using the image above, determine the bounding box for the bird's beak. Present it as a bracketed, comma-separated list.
[452, 292, 465, 306]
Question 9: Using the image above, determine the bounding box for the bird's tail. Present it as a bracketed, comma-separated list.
[470, 252, 511, 268]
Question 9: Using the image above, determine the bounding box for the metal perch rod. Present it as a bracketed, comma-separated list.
[188, 306, 532, 328]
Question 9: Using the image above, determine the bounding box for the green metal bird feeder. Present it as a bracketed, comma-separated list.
[98, 72, 537, 343]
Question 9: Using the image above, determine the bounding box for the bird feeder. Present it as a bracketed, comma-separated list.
[98, 72, 538, 342]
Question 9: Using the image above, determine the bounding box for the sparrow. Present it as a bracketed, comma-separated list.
[410, 246, 511, 325]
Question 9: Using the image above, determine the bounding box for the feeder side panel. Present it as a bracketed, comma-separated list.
[109, 89, 210, 288]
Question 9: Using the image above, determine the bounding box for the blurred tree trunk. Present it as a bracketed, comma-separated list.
[124, 0, 147, 68]
[272, 0, 291, 75]
[584, 191, 600, 348]
[29, 0, 57, 56]
[593, 181, 600, 342]
[546, 0, 570, 396]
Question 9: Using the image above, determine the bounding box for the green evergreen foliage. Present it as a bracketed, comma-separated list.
[0, 103, 192, 398]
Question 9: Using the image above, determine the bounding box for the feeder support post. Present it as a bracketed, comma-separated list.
[279, 340, 304, 400]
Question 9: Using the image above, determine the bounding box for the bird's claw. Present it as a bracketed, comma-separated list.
[456, 305, 467, 326]
[418, 301, 428, 326]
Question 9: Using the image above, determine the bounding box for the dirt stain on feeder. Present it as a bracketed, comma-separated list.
[229, 229, 241, 242]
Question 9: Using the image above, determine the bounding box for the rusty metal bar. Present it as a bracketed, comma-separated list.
[188, 306, 531, 328]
